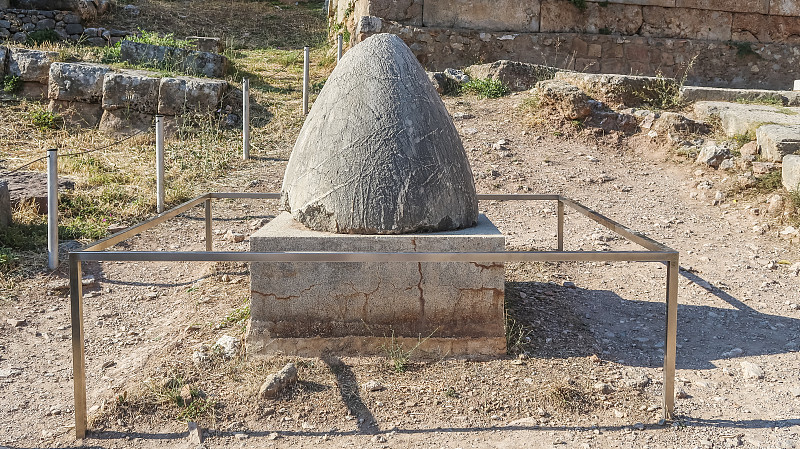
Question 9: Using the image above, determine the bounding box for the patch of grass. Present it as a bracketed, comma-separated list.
[381, 331, 432, 373]
[569, 0, 587, 10]
[730, 41, 758, 58]
[129, 29, 193, 49]
[28, 107, 62, 131]
[220, 302, 250, 329]
[0, 248, 19, 272]
[735, 95, 784, 107]
[730, 130, 755, 150]
[544, 383, 591, 412]
[505, 315, 531, 355]
[462, 78, 510, 99]
[26, 29, 60, 45]
[2, 75, 22, 94]
[755, 170, 783, 192]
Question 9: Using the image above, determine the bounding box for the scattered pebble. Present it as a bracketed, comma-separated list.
[363, 380, 385, 392]
[740, 361, 765, 379]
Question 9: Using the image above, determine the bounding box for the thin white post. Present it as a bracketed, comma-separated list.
[337, 33, 343, 62]
[155, 115, 165, 214]
[302, 46, 310, 115]
[242, 78, 250, 160]
[47, 148, 58, 270]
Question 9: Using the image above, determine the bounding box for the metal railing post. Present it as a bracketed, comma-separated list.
[557, 199, 564, 252]
[47, 149, 58, 270]
[663, 255, 679, 420]
[302, 46, 310, 115]
[69, 253, 86, 439]
[337, 33, 343, 62]
[205, 198, 212, 251]
[242, 78, 250, 161]
[155, 115, 165, 214]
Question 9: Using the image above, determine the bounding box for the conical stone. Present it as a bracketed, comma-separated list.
[281, 33, 478, 234]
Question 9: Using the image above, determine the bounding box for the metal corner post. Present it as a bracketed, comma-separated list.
[557, 199, 564, 251]
[155, 115, 165, 214]
[69, 253, 87, 439]
[205, 198, 213, 251]
[663, 254, 679, 420]
[302, 46, 310, 115]
[242, 78, 250, 160]
[47, 149, 59, 270]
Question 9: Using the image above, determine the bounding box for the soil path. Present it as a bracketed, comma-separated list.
[1, 94, 799, 448]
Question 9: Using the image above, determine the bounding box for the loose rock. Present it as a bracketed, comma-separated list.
[740, 361, 765, 379]
[259, 363, 298, 399]
[213, 335, 240, 358]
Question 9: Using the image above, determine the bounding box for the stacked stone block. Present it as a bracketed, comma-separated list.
[330, 0, 800, 89]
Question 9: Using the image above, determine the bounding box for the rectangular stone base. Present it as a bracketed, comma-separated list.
[248, 212, 506, 358]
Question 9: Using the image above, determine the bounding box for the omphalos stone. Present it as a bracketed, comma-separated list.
[281, 33, 478, 234]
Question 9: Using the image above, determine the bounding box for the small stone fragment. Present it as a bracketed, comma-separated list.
[180, 384, 193, 406]
[187, 421, 203, 445]
[6, 319, 26, 327]
[740, 361, 765, 379]
[371, 435, 387, 443]
[213, 335, 240, 358]
[235, 433, 248, 440]
[259, 363, 298, 399]
[363, 380, 385, 392]
[594, 382, 613, 394]
[267, 432, 281, 440]
[675, 389, 690, 399]
[225, 230, 245, 243]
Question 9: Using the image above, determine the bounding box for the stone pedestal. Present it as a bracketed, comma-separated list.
[248, 212, 506, 358]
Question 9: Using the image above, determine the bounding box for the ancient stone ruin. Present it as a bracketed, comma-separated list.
[330, 0, 800, 89]
[249, 34, 505, 358]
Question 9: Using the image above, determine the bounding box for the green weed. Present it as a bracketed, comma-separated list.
[28, 107, 62, 130]
[755, 170, 783, 192]
[26, 29, 60, 45]
[569, 0, 587, 10]
[462, 78, 510, 99]
[381, 331, 432, 373]
[220, 302, 250, 329]
[735, 95, 784, 107]
[730, 41, 758, 58]
[2, 75, 22, 94]
[130, 29, 193, 49]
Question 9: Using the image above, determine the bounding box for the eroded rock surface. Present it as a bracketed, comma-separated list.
[281, 33, 478, 234]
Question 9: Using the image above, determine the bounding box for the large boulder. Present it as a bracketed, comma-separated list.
[48, 62, 111, 103]
[281, 33, 478, 234]
[7, 48, 58, 83]
[535, 79, 592, 120]
[468, 60, 559, 91]
[555, 72, 679, 108]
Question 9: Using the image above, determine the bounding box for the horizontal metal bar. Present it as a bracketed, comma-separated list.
[209, 192, 281, 200]
[82, 194, 212, 252]
[477, 194, 562, 201]
[72, 250, 674, 263]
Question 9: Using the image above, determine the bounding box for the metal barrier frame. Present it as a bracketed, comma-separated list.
[68, 193, 679, 439]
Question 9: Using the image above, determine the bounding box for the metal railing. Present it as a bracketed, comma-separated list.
[68, 192, 679, 439]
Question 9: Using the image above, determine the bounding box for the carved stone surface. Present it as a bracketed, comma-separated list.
[424, 0, 541, 32]
[48, 62, 111, 103]
[7, 48, 57, 83]
[248, 212, 506, 358]
[102, 70, 159, 114]
[281, 33, 478, 234]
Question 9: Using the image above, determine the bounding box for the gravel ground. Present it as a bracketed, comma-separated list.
[1, 93, 799, 448]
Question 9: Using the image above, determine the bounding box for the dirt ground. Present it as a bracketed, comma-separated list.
[1, 93, 800, 449]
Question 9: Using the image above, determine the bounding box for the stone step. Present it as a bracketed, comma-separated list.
[681, 86, 800, 106]
[784, 155, 800, 192]
[693, 101, 800, 137]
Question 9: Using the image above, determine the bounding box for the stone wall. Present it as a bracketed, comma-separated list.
[331, 0, 800, 89]
[1, 47, 231, 136]
[0, 7, 130, 44]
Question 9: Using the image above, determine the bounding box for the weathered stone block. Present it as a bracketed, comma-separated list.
[680, 86, 792, 104]
[48, 100, 103, 127]
[0, 181, 10, 229]
[535, 79, 592, 120]
[641, 6, 732, 41]
[757, 124, 800, 162]
[783, 155, 800, 192]
[0, 47, 7, 78]
[467, 60, 560, 91]
[772, 0, 800, 16]
[587, 0, 673, 5]
[19, 82, 47, 101]
[120, 40, 229, 78]
[367, 0, 423, 25]
[102, 70, 159, 114]
[732, 14, 800, 43]
[157, 76, 226, 115]
[248, 212, 506, 358]
[186, 36, 224, 54]
[98, 109, 154, 136]
[7, 48, 58, 83]
[675, 0, 769, 14]
[694, 101, 800, 136]
[48, 62, 111, 103]
[424, 0, 541, 33]
[540, 0, 642, 35]
[555, 71, 678, 107]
